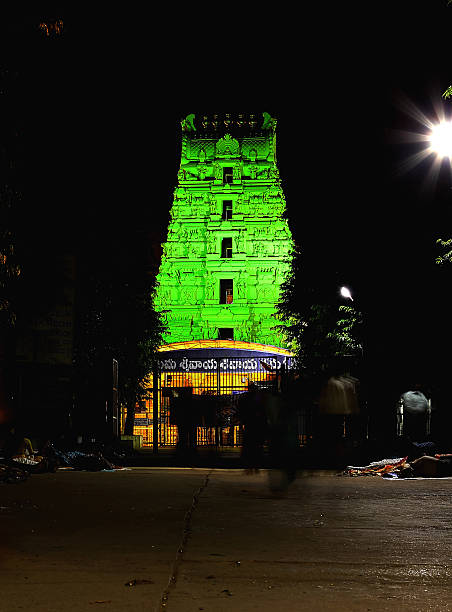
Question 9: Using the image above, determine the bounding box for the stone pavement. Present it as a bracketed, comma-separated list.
[0, 467, 451, 611]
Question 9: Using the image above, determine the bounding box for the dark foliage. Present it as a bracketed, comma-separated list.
[74, 234, 165, 437]
[277, 247, 363, 385]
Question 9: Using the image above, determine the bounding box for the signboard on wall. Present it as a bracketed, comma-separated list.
[158, 349, 295, 373]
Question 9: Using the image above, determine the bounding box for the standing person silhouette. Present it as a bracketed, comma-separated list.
[399, 383, 430, 442]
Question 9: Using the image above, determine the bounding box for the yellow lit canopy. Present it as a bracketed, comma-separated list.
[158, 339, 293, 356]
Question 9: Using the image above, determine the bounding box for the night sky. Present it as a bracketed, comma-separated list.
[3, 5, 451, 402]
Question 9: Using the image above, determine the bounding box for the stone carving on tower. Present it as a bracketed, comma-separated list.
[154, 112, 294, 347]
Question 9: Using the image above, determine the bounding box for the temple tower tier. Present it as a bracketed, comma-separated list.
[154, 112, 294, 349]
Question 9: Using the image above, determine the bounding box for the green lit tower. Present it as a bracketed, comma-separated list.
[154, 112, 294, 348]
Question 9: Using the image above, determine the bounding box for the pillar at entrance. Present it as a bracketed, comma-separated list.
[154, 112, 294, 348]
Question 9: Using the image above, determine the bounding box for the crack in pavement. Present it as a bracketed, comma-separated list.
[156, 469, 213, 611]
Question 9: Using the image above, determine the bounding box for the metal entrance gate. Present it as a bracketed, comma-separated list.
[132, 347, 308, 448]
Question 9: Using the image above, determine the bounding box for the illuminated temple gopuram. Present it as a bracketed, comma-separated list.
[133, 113, 297, 447]
[154, 112, 294, 346]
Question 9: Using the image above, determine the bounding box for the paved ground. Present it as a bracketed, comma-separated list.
[0, 467, 451, 611]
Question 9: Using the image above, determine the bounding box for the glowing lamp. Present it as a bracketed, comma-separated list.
[340, 286, 353, 301]
[429, 121, 452, 159]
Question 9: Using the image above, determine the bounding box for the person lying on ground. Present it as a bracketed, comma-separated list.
[401, 455, 452, 478]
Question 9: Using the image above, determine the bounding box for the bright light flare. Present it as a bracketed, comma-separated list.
[388, 92, 452, 190]
[429, 121, 452, 159]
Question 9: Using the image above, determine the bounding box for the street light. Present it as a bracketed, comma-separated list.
[340, 286, 353, 301]
[339, 285, 369, 439]
[428, 120, 452, 161]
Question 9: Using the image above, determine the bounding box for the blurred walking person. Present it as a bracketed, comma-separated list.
[265, 387, 299, 495]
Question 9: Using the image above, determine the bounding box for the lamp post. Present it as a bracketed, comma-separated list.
[340, 286, 362, 356]
[425, 116, 451, 437]
[339, 285, 368, 440]
[339, 285, 363, 364]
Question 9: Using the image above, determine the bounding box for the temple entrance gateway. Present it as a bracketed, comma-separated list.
[132, 340, 299, 448]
